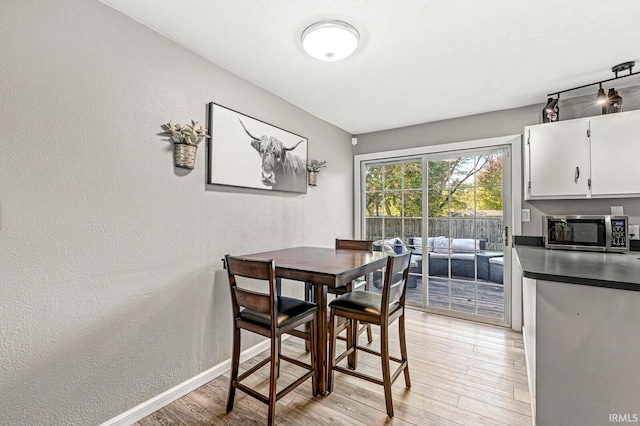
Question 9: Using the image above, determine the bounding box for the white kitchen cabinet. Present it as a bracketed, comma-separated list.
[590, 110, 640, 196]
[524, 109, 640, 200]
[525, 120, 590, 199]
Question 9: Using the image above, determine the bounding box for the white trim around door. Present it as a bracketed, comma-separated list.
[353, 134, 523, 331]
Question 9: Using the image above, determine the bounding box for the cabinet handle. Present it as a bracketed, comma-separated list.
[575, 166, 580, 183]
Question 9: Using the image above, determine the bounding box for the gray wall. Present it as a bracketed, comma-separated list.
[0, 1, 352, 425]
[355, 90, 640, 236]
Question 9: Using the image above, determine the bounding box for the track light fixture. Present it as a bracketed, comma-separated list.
[607, 88, 623, 114]
[596, 83, 608, 105]
[542, 95, 559, 123]
[546, 61, 635, 117]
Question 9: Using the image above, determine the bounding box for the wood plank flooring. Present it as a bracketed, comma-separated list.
[134, 310, 531, 425]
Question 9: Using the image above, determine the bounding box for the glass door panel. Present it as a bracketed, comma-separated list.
[425, 152, 505, 320]
[364, 160, 423, 307]
[363, 148, 509, 324]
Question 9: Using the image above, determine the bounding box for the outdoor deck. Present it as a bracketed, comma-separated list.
[371, 276, 505, 319]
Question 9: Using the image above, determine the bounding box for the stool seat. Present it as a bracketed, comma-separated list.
[240, 297, 318, 328]
[329, 291, 399, 321]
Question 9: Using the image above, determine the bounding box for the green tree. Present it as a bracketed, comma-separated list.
[365, 156, 498, 219]
[429, 157, 489, 217]
[476, 155, 503, 210]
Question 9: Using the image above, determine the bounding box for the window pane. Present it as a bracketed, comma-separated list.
[428, 218, 449, 240]
[451, 218, 476, 241]
[427, 160, 449, 189]
[365, 218, 383, 241]
[476, 185, 503, 211]
[366, 192, 383, 216]
[383, 164, 403, 190]
[384, 192, 402, 217]
[450, 188, 475, 217]
[404, 190, 422, 217]
[404, 161, 422, 190]
[384, 218, 402, 239]
[427, 188, 449, 217]
[448, 157, 477, 188]
[480, 217, 504, 252]
[428, 277, 450, 309]
[450, 280, 476, 314]
[403, 218, 421, 243]
[366, 165, 383, 191]
[476, 154, 503, 186]
[478, 283, 504, 319]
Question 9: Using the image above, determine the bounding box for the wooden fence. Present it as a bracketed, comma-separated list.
[365, 217, 504, 251]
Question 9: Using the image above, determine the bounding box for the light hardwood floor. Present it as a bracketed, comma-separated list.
[135, 310, 531, 425]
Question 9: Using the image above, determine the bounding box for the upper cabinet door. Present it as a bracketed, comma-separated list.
[590, 110, 640, 197]
[525, 120, 590, 199]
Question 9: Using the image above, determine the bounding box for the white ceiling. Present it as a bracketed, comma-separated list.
[101, 0, 640, 135]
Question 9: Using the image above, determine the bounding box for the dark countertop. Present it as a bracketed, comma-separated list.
[515, 244, 640, 291]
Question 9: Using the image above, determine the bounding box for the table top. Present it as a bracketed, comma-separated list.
[239, 246, 388, 287]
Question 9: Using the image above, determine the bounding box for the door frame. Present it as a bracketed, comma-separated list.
[354, 135, 523, 330]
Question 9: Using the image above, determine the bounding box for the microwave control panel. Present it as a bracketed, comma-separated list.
[611, 219, 627, 248]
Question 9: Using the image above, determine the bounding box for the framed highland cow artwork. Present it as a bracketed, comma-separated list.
[207, 102, 308, 194]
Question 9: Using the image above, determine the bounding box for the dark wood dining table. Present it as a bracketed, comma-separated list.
[237, 246, 388, 394]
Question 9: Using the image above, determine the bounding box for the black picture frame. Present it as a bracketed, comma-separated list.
[207, 102, 308, 194]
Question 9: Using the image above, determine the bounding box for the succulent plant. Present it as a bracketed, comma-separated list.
[307, 159, 328, 172]
[163, 120, 210, 145]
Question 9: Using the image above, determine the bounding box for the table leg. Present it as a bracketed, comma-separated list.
[315, 284, 328, 394]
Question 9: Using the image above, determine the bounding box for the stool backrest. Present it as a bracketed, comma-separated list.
[335, 239, 374, 251]
[381, 251, 412, 315]
[225, 255, 277, 322]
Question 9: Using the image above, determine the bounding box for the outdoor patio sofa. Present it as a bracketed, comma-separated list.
[372, 237, 503, 287]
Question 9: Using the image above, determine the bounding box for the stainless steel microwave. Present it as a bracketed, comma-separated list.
[544, 215, 629, 252]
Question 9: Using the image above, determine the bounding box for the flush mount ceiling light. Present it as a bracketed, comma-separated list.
[301, 20, 359, 61]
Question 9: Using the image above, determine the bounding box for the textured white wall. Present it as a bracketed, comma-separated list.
[0, 1, 352, 425]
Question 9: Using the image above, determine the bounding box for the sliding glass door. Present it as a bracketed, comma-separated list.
[362, 147, 510, 325]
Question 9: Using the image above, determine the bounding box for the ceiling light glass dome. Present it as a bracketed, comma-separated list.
[301, 20, 359, 61]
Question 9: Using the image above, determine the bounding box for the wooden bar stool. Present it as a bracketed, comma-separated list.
[225, 255, 319, 426]
[303, 239, 374, 353]
[333, 239, 374, 344]
[327, 251, 412, 418]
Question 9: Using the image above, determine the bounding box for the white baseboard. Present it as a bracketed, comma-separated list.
[101, 338, 275, 426]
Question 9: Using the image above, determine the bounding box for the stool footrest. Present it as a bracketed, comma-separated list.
[237, 356, 270, 382]
[333, 365, 384, 386]
[279, 354, 312, 370]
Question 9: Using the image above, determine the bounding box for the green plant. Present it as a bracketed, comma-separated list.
[163, 120, 210, 145]
[307, 159, 327, 172]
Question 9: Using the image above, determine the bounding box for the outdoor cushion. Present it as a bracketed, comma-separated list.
[409, 237, 423, 253]
[429, 252, 475, 261]
[489, 256, 504, 265]
[433, 237, 451, 253]
[393, 238, 409, 254]
[375, 238, 408, 255]
[451, 238, 483, 251]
